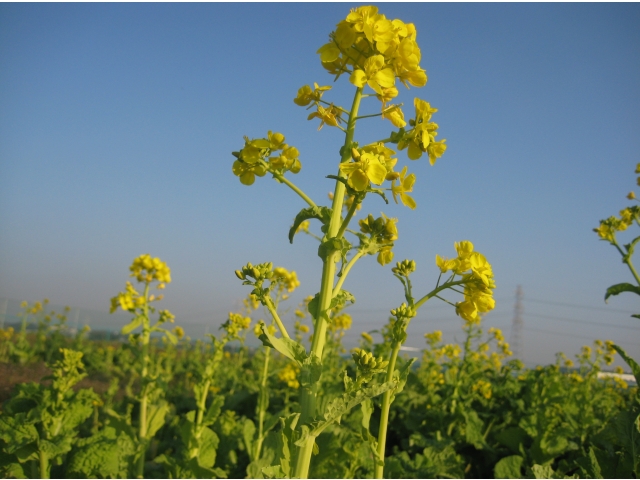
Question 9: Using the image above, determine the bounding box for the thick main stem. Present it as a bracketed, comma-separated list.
[137, 284, 151, 479]
[255, 348, 271, 460]
[294, 87, 363, 479]
[374, 342, 401, 479]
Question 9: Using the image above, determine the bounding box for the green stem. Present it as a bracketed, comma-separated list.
[137, 283, 151, 479]
[272, 172, 318, 209]
[374, 342, 401, 479]
[336, 198, 360, 239]
[39, 448, 49, 479]
[294, 86, 364, 480]
[414, 280, 466, 310]
[612, 239, 640, 285]
[255, 347, 271, 460]
[333, 250, 365, 297]
[265, 299, 291, 339]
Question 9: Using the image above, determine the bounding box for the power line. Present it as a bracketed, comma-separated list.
[510, 285, 524, 359]
[526, 312, 640, 331]
[523, 326, 640, 347]
[524, 297, 636, 315]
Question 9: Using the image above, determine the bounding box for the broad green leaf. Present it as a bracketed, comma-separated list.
[146, 400, 169, 439]
[68, 427, 134, 479]
[262, 464, 286, 479]
[243, 419, 256, 462]
[197, 426, 220, 469]
[203, 395, 225, 427]
[494, 455, 523, 479]
[300, 354, 322, 387]
[604, 283, 640, 302]
[259, 327, 306, 365]
[121, 315, 144, 335]
[462, 409, 486, 449]
[288, 206, 332, 244]
[532, 464, 554, 479]
[0, 416, 38, 453]
[613, 344, 640, 388]
[0, 461, 26, 479]
[308, 381, 396, 437]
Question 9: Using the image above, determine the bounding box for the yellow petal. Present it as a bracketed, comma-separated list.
[350, 69, 367, 88]
[317, 43, 341, 63]
[366, 161, 387, 186]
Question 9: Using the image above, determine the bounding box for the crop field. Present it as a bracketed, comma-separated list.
[0, 294, 638, 479]
[1, 4, 639, 479]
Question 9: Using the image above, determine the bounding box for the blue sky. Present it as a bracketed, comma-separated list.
[1, 3, 639, 366]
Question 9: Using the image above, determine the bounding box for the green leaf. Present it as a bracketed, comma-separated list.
[494, 455, 523, 479]
[197, 427, 220, 469]
[613, 344, 640, 387]
[0, 461, 26, 479]
[0, 415, 38, 454]
[203, 395, 225, 427]
[299, 354, 322, 388]
[259, 327, 306, 366]
[462, 409, 486, 450]
[532, 464, 554, 479]
[288, 206, 332, 243]
[243, 419, 256, 462]
[390, 357, 416, 404]
[262, 465, 286, 479]
[121, 315, 144, 335]
[68, 427, 135, 479]
[145, 400, 169, 439]
[604, 283, 640, 302]
[309, 381, 396, 437]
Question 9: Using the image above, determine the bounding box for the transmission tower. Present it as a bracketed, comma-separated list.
[510, 285, 524, 360]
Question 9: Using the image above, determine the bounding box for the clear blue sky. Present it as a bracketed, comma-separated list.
[1, 3, 639, 366]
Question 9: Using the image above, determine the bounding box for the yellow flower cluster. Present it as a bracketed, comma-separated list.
[0, 327, 14, 341]
[129, 254, 171, 285]
[222, 312, 251, 339]
[397, 99, 447, 164]
[254, 320, 277, 338]
[318, 6, 426, 95]
[361, 331, 373, 343]
[331, 313, 352, 331]
[279, 363, 300, 389]
[272, 267, 301, 293]
[110, 281, 143, 313]
[594, 206, 640, 243]
[472, 379, 493, 400]
[436, 241, 496, 324]
[21, 299, 47, 315]
[232, 131, 301, 185]
[359, 214, 399, 266]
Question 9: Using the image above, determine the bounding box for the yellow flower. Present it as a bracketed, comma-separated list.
[307, 104, 343, 130]
[361, 332, 373, 343]
[173, 326, 184, 339]
[293, 83, 332, 107]
[382, 105, 406, 128]
[349, 55, 395, 95]
[436, 254, 457, 273]
[424, 330, 442, 344]
[332, 313, 352, 330]
[232, 159, 267, 186]
[627, 191, 636, 200]
[339, 152, 387, 191]
[376, 86, 399, 108]
[455, 299, 479, 324]
[391, 166, 416, 209]
[278, 363, 300, 389]
[377, 246, 394, 266]
[472, 380, 492, 400]
[273, 267, 300, 292]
